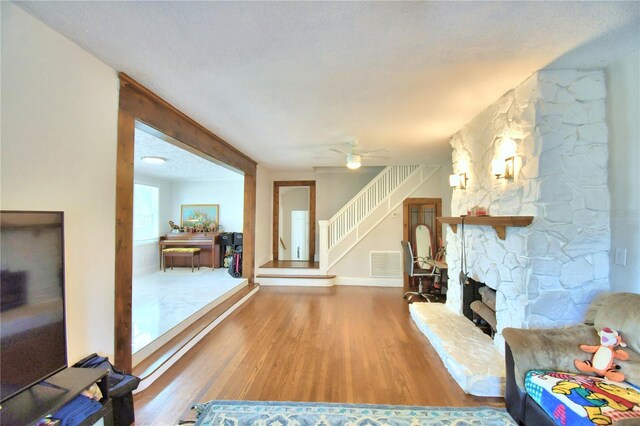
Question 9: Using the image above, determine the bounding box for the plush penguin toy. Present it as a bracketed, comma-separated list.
[574, 327, 629, 382]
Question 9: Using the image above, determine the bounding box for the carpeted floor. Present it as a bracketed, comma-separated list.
[192, 400, 516, 425]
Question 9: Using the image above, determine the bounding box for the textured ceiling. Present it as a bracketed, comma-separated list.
[17, 1, 640, 170]
[134, 128, 243, 181]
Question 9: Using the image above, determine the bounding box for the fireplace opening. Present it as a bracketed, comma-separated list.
[463, 277, 497, 338]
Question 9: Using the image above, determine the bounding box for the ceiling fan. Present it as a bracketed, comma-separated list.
[326, 141, 390, 169]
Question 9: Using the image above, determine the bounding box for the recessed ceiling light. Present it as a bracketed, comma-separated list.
[141, 156, 166, 165]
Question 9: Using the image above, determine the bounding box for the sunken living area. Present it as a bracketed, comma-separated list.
[2, 1, 639, 426]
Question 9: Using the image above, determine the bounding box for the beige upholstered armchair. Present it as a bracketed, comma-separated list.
[503, 293, 640, 425]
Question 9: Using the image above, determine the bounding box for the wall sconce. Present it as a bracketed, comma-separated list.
[492, 157, 514, 180]
[449, 173, 467, 189]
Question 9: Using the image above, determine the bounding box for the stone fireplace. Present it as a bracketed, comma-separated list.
[463, 277, 497, 337]
[445, 69, 611, 352]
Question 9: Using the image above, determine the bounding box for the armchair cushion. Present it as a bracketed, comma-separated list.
[504, 293, 640, 426]
[619, 349, 640, 388]
[503, 326, 599, 390]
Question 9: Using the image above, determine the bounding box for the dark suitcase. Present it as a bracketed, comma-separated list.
[233, 232, 243, 245]
[73, 353, 140, 426]
[228, 251, 242, 278]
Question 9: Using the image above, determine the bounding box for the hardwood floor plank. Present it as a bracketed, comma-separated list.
[134, 286, 503, 425]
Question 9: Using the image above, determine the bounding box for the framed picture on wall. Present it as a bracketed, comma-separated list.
[180, 204, 219, 228]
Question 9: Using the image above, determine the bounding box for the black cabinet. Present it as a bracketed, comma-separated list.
[0, 368, 112, 426]
[220, 232, 242, 269]
[232, 232, 243, 245]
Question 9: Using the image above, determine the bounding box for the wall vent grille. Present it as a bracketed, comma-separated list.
[370, 251, 402, 277]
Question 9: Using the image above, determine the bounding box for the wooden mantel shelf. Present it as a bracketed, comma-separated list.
[437, 216, 534, 240]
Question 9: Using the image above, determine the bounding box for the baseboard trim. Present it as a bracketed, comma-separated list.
[335, 277, 403, 287]
[133, 285, 260, 394]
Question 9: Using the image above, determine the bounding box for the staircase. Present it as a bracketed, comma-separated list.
[319, 165, 440, 271]
[257, 164, 440, 286]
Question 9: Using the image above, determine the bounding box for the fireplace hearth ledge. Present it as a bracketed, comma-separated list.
[409, 303, 505, 397]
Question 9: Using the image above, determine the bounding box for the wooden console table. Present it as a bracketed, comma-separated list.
[159, 232, 220, 269]
[437, 216, 534, 240]
[0, 367, 112, 426]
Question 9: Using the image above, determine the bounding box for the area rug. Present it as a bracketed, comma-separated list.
[192, 400, 515, 425]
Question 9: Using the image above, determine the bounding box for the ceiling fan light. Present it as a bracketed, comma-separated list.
[346, 154, 361, 169]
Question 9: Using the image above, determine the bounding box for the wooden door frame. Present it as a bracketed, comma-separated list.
[272, 181, 316, 261]
[115, 73, 257, 372]
[402, 198, 442, 291]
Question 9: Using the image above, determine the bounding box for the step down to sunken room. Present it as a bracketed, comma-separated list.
[132, 284, 259, 392]
[260, 260, 320, 269]
[257, 260, 336, 286]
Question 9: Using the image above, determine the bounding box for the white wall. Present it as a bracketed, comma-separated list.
[255, 165, 274, 268]
[132, 173, 173, 277]
[1, 3, 119, 362]
[606, 49, 640, 294]
[170, 180, 244, 233]
[314, 171, 384, 221]
[329, 168, 446, 282]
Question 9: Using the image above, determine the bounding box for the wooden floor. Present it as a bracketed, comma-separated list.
[133, 286, 503, 425]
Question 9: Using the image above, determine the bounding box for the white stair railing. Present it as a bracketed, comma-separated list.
[327, 165, 420, 250]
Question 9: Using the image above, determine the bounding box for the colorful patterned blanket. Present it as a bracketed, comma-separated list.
[525, 370, 640, 425]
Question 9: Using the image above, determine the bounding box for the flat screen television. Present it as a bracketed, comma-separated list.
[0, 211, 67, 403]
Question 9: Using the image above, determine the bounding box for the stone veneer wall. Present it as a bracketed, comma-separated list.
[445, 70, 611, 351]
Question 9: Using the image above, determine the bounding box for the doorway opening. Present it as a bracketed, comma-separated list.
[115, 74, 257, 373]
[131, 123, 246, 366]
[278, 187, 310, 261]
[272, 181, 316, 263]
[402, 198, 443, 292]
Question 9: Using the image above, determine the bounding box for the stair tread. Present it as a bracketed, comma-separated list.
[257, 274, 336, 279]
[260, 260, 319, 269]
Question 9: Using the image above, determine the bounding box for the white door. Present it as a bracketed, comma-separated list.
[290, 210, 309, 261]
